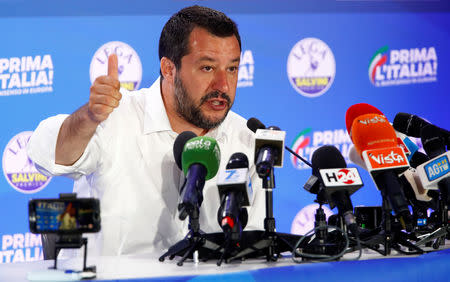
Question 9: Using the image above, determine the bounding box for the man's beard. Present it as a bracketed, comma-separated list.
[174, 74, 232, 130]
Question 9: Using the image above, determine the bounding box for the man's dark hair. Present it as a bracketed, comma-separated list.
[159, 5, 241, 75]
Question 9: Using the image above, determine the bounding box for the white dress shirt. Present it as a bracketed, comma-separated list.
[27, 77, 265, 257]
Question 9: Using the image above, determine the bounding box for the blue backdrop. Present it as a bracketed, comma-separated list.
[0, 0, 449, 264]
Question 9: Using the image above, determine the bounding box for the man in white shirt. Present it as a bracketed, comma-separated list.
[27, 6, 265, 256]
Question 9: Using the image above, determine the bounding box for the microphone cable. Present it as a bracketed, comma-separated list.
[291, 223, 362, 263]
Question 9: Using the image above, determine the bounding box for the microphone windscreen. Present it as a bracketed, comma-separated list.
[345, 103, 383, 137]
[311, 145, 347, 177]
[351, 113, 398, 155]
[268, 125, 281, 131]
[421, 124, 446, 156]
[409, 151, 430, 168]
[247, 117, 266, 133]
[173, 131, 197, 169]
[393, 112, 427, 137]
[226, 152, 249, 169]
[182, 136, 221, 180]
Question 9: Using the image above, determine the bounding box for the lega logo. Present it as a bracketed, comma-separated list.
[90, 41, 143, 91]
[2, 131, 51, 194]
[287, 38, 336, 98]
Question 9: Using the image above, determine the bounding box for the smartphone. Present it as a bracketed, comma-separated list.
[29, 198, 101, 234]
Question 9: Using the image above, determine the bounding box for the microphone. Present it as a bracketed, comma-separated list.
[247, 117, 266, 133]
[174, 131, 197, 169]
[309, 145, 363, 237]
[349, 111, 413, 231]
[247, 117, 311, 171]
[393, 113, 450, 148]
[173, 132, 221, 220]
[346, 103, 419, 155]
[345, 103, 384, 139]
[417, 124, 450, 206]
[216, 153, 251, 235]
[410, 151, 432, 169]
[352, 142, 438, 216]
[394, 131, 419, 161]
[253, 125, 285, 178]
[394, 132, 440, 206]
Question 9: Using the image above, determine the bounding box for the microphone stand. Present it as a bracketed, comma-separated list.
[360, 197, 423, 256]
[414, 191, 450, 249]
[159, 206, 224, 266]
[294, 198, 347, 260]
[226, 167, 305, 263]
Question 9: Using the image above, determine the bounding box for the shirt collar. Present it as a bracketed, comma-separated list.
[143, 77, 173, 134]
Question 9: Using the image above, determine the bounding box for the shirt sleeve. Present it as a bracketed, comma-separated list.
[27, 114, 102, 180]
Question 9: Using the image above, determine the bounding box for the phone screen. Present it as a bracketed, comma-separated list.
[29, 198, 100, 234]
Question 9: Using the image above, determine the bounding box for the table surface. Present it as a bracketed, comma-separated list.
[2, 244, 449, 282]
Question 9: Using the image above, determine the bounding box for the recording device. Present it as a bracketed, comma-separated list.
[216, 152, 251, 234]
[307, 145, 362, 236]
[351, 139, 437, 199]
[29, 197, 100, 234]
[28, 194, 99, 278]
[345, 102, 383, 139]
[246, 117, 284, 234]
[160, 133, 221, 265]
[247, 117, 311, 168]
[173, 132, 221, 220]
[254, 126, 285, 177]
[351, 143, 436, 202]
[393, 112, 450, 146]
[351, 142, 438, 231]
[346, 104, 413, 231]
[395, 131, 420, 160]
[247, 117, 266, 133]
[419, 124, 450, 206]
[354, 206, 382, 230]
[415, 152, 450, 191]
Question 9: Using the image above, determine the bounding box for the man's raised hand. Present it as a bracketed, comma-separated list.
[88, 53, 122, 123]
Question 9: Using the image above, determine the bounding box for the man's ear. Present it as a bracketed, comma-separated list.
[160, 57, 176, 83]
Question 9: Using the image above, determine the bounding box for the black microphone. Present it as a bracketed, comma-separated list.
[247, 117, 266, 133]
[421, 124, 450, 206]
[255, 126, 284, 178]
[407, 151, 439, 205]
[247, 117, 312, 168]
[216, 153, 251, 236]
[174, 131, 197, 169]
[393, 112, 450, 146]
[247, 118, 279, 177]
[400, 149, 439, 210]
[310, 145, 363, 237]
[409, 151, 431, 169]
